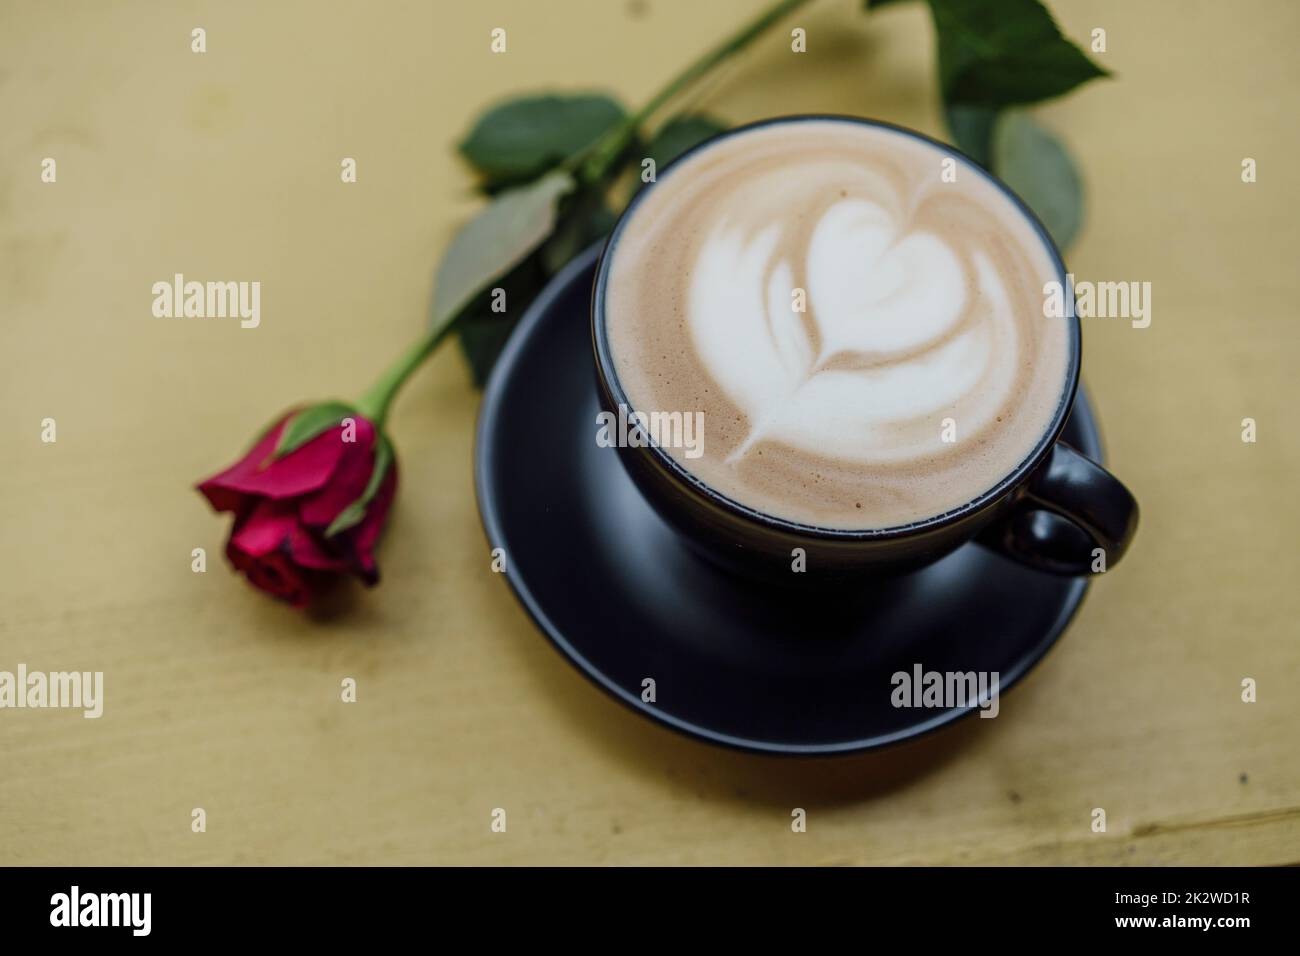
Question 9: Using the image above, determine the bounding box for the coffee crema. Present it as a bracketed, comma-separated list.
[604, 119, 1071, 530]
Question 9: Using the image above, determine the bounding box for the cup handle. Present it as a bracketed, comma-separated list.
[978, 442, 1139, 575]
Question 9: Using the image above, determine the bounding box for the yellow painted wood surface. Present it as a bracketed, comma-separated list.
[1, 0, 1297, 865]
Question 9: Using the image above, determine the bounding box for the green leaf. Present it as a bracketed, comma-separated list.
[992, 111, 1083, 251]
[647, 115, 728, 169]
[274, 401, 355, 458]
[541, 188, 616, 275]
[458, 93, 627, 187]
[455, 179, 621, 385]
[945, 104, 998, 169]
[456, 310, 521, 387]
[453, 254, 550, 387]
[325, 434, 394, 538]
[863, 0, 913, 8]
[431, 170, 575, 335]
[927, 0, 1109, 109]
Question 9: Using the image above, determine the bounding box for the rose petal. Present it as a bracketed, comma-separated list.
[250, 553, 312, 607]
[299, 417, 377, 528]
[288, 522, 349, 572]
[204, 411, 393, 608]
[201, 413, 355, 506]
[197, 417, 290, 513]
[229, 500, 299, 557]
[348, 459, 398, 582]
[225, 535, 313, 607]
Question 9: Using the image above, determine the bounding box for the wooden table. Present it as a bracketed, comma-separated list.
[2, 0, 1297, 865]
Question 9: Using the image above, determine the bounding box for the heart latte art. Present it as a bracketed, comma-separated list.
[605, 120, 1071, 530]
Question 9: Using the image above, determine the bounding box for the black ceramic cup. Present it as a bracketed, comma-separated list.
[591, 115, 1138, 582]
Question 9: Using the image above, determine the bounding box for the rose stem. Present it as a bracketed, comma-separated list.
[574, 0, 814, 183]
[356, 0, 814, 425]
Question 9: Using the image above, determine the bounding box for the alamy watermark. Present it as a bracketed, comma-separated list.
[50, 886, 150, 936]
[152, 273, 260, 328]
[1043, 274, 1151, 329]
[596, 403, 704, 459]
[891, 664, 1000, 718]
[0, 664, 103, 718]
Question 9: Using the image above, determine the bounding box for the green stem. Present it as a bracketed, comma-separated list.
[354, 322, 453, 427]
[358, 0, 811, 425]
[577, 0, 814, 183]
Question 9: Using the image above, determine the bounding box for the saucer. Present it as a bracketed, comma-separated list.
[475, 245, 1103, 755]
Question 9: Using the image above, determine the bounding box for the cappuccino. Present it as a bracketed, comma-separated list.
[604, 118, 1071, 530]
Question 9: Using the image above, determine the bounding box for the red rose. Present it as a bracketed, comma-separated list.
[197, 406, 397, 607]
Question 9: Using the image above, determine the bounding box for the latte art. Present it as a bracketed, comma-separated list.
[605, 120, 1071, 530]
[692, 185, 1018, 466]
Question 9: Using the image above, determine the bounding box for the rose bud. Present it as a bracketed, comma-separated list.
[197, 403, 396, 607]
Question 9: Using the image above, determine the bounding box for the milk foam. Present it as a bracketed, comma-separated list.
[605, 120, 1071, 530]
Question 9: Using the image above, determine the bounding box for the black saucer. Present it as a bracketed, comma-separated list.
[475, 245, 1103, 755]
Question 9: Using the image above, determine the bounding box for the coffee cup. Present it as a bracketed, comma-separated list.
[591, 115, 1138, 581]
